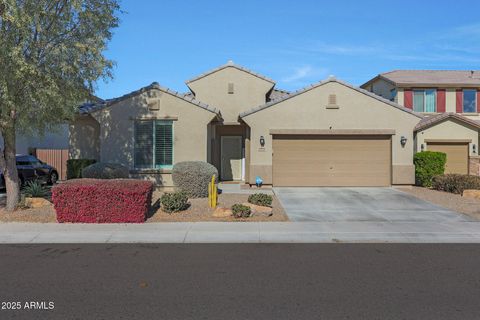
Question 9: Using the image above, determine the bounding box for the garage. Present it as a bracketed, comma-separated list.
[427, 142, 469, 174]
[272, 135, 391, 187]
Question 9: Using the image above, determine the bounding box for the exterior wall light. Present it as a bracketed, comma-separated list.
[259, 136, 265, 147]
[400, 136, 407, 147]
[473, 144, 476, 154]
[421, 143, 425, 152]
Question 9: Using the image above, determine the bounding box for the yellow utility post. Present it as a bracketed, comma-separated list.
[208, 175, 217, 208]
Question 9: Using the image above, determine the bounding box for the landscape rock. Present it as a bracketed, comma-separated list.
[242, 203, 273, 216]
[25, 197, 52, 209]
[212, 207, 233, 218]
[462, 189, 480, 200]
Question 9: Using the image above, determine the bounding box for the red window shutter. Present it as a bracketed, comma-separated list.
[437, 89, 446, 112]
[477, 90, 480, 113]
[404, 89, 413, 109]
[456, 89, 463, 113]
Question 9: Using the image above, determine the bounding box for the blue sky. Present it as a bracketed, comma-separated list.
[96, 0, 480, 99]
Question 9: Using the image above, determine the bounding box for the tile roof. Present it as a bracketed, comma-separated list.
[414, 112, 480, 131]
[373, 70, 480, 86]
[268, 88, 290, 102]
[78, 82, 221, 115]
[185, 60, 276, 84]
[240, 77, 423, 119]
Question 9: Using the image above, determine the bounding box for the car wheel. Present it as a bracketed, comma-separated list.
[48, 171, 58, 185]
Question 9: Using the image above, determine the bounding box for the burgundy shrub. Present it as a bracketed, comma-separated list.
[52, 179, 153, 223]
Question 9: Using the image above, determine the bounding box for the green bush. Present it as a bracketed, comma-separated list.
[232, 204, 251, 218]
[413, 151, 446, 187]
[432, 174, 480, 194]
[23, 180, 47, 198]
[248, 193, 273, 207]
[172, 161, 218, 198]
[160, 191, 189, 213]
[82, 162, 129, 179]
[67, 159, 96, 179]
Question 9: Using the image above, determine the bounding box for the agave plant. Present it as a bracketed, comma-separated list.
[23, 180, 48, 198]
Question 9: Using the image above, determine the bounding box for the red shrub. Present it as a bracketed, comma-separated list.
[52, 179, 153, 223]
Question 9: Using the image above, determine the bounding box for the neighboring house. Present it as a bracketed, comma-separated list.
[70, 61, 421, 187]
[362, 70, 480, 175]
[0, 126, 70, 155]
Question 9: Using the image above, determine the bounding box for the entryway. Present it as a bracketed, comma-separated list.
[220, 136, 243, 181]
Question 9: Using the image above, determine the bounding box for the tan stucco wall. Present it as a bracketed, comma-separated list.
[1, 124, 70, 155]
[69, 115, 100, 160]
[90, 89, 217, 169]
[242, 81, 421, 185]
[187, 67, 274, 123]
[416, 119, 479, 156]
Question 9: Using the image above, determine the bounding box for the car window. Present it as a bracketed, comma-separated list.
[27, 156, 42, 166]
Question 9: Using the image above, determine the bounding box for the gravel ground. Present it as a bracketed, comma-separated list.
[0, 192, 288, 223]
[147, 192, 288, 222]
[397, 186, 480, 220]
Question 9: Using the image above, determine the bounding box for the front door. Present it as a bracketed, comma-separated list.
[221, 136, 243, 181]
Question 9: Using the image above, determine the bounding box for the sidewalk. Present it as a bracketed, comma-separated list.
[2, 221, 480, 243]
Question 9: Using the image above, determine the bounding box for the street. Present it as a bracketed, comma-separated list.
[1, 244, 480, 319]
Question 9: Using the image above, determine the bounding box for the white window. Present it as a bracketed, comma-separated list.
[463, 89, 477, 113]
[134, 120, 173, 169]
[413, 89, 436, 113]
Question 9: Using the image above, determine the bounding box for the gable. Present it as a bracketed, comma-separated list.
[187, 66, 275, 123]
[241, 79, 421, 121]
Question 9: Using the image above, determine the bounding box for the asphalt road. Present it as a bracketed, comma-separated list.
[1, 244, 480, 320]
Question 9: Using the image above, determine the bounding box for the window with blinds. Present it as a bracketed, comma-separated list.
[134, 120, 173, 169]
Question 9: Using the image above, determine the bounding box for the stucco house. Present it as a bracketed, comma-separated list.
[362, 70, 480, 175]
[70, 61, 422, 187]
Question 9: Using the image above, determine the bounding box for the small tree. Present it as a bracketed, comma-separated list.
[0, 0, 120, 210]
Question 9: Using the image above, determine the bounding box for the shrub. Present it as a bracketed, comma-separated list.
[67, 159, 96, 179]
[413, 151, 446, 187]
[52, 179, 153, 223]
[23, 180, 48, 198]
[432, 174, 480, 194]
[232, 204, 251, 218]
[82, 162, 129, 179]
[248, 193, 273, 207]
[160, 191, 189, 213]
[172, 161, 218, 198]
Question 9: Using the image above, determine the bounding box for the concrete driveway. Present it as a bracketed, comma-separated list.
[274, 187, 472, 222]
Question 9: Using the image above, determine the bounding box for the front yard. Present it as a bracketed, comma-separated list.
[0, 191, 288, 223]
[398, 186, 480, 221]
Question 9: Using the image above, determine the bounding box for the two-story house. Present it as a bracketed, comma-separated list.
[362, 70, 480, 175]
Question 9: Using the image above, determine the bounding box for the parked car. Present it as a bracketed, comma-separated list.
[0, 155, 59, 189]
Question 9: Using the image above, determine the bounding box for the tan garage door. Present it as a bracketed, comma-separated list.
[272, 135, 391, 187]
[427, 142, 469, 174]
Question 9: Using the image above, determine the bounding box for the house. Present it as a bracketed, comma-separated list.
[70, 61, 421, 187]
[361, 70, 480, 175]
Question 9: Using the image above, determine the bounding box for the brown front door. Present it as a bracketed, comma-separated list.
[272, 135, 391, 187]
[427, 142, 469, 174]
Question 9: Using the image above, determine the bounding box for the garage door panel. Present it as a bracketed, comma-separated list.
[427, 142, 468, 174]
[273, 135, 391, 187]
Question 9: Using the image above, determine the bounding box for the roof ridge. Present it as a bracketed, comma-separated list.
[79, 82, 221, 115]
[185, 61, 276, 85]
[240, 77, 423, 119]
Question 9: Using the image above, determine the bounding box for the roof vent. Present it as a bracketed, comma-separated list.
[227, 60, 234, 65]
[326, 94, 339, 109]
[328, 75, 336, 80]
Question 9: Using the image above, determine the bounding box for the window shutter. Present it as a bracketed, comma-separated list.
[477, 90, 480, 113]
[134, 121, 153, 168]
[404, 89, 413, 109]
[437, 89, 446, 112]
[155, 121, 173, 167]
[456, 89, 463, 113]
